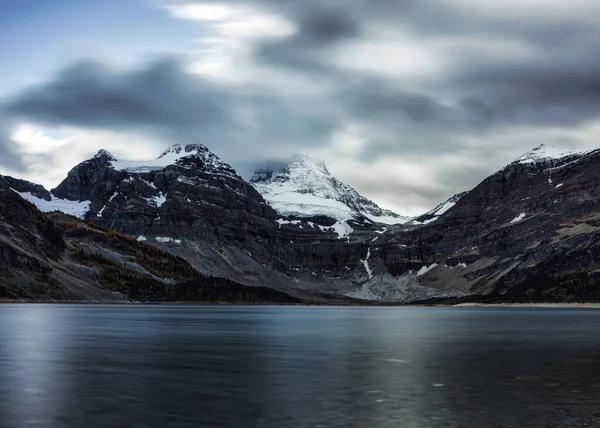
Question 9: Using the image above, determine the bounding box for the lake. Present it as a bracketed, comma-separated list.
[1, 305, 599, 427]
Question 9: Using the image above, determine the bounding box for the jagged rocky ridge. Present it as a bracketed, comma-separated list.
[4, 142, 600, 303]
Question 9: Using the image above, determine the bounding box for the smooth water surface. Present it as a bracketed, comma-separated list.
[1, 305, 600, 427]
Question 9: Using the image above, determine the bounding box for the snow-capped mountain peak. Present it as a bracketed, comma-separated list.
[93, 149, 117, 161]
[516, 143, 600, 165]
[290, 153, 330, 175]
[158, 143, 184, 158]
[250, 153, 410, 225]
[157, 143, 213, 159]
[91, 143, 237, 177]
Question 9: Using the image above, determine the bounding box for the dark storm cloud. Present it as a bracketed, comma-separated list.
[6, 59, 233, 139]
[451, 58, 600, 128]
[2, 57, 336, 174]
[245, 0, 600, 131]
[294, 5, 360, 44]
[256, 3, 361, 72]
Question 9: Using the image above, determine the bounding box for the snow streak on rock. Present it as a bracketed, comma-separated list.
[510, 213, 526, 224]
[361, 247, 373, 280]
[417, 263, 439, 277]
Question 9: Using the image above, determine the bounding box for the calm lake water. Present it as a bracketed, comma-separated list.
[1, 305, 599, 427]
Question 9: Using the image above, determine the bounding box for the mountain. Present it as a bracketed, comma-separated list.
[0, 174, 299, 303]
[50, 143, 271, 219]
[4, 141, 600, 304]
[45, 143, 295, 286]
[250, 154, 411, 225]
[358, 143, 600, 303]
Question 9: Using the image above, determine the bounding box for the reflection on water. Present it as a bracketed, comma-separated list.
[1, 305, 600, 427]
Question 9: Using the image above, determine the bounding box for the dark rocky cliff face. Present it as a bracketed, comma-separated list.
[0, 176, 64, 261]
[52, 150, 123, 201]
[2, 175, 52, 201]
[0, 177, 68, 297]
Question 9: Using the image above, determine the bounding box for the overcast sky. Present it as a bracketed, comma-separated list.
[1, 0, 600, 215]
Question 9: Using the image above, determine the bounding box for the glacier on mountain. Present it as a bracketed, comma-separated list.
[250, 153, 410, 225]
[11, 190, 91, 219]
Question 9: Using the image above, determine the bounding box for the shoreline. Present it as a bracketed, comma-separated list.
[2, 299, 600, 308]
[452, 302, 600, 308]
[0, 299, 300, 305]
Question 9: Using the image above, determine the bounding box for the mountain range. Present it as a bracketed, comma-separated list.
[2, 142, 600, 303]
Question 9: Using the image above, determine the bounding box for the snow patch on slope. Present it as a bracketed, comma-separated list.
[510, 213, 526, 223]
[155, 237, 182, 244]
[13, 190, 91, 219]
[322, 221, 354, 239]
[275, 218, 302, 229]
[434, 201, 456, 215]
[362, 213, 408, 226]
[153, 192, 167, 207]
[111, 149, 188, 173]
[410, 193, 466, 226]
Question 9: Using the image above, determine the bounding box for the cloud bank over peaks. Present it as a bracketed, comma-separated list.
[1, 0, 600, 214]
